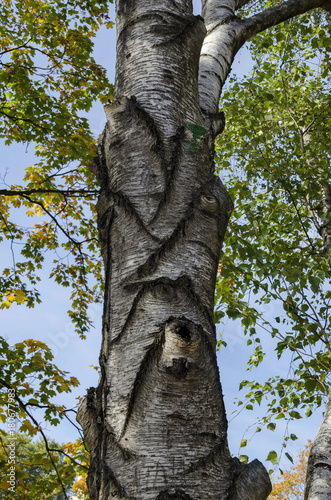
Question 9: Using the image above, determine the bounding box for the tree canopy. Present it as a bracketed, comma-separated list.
[0, 430, 88, 499]
[0, 0, 114, 333]
[215, 6, 331, 466]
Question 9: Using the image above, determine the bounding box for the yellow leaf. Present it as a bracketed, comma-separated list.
[13, 289, 27, 304]
[0, 302, 11, 309]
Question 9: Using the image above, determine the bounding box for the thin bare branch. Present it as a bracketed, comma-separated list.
[238, 0, 331, 44]
[0, 188, 97, 197]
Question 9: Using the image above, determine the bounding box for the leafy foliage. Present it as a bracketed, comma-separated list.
[0, 335, 90, 498]
[216, 9, 331, 461]
[0, 2, 113, 495]
[0, 0, 114, 334]
[0, 0, 113, 145]
[0, 336, 79, 430]
[0, 431, 89, 499]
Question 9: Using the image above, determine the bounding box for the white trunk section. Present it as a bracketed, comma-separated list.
[321, 185, 331, 258]
[199, 0, 242, 113]
[305, 391, 331, 500]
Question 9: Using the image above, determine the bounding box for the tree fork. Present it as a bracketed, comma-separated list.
[78, 1, 271, 498]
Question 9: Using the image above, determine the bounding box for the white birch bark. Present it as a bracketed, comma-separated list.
[320, 185, 331, 258]
[199, 0, 242, 114]
[304, 391, 331, 500]
[77, 0, 331, 498]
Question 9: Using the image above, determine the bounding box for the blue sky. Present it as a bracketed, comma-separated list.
[0, 0, 325, 479]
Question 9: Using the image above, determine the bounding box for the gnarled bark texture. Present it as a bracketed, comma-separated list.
[77, 0, 331, 498]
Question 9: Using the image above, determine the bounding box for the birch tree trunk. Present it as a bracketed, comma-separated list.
[304, 391, 331, 500]
[77, 1, 331, 498]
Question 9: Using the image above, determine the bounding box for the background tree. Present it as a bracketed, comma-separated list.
[269, 442, 311, 499]
[0, 430, 88, 499]
[215, 6, 331, 462]
[0, 0, 114, 332]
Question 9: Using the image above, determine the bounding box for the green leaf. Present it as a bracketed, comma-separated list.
[266, 450, 279, 465]
[239, 455, 249, 464]
[285, 452, 294, 463]
[187, 123, 209, 151]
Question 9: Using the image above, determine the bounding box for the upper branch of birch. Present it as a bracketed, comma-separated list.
[198, 0, 331, 114]
[238, 0, 331, 42]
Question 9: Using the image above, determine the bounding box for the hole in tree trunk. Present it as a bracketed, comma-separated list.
[156, 488, 195, 499]
[175, 325, 191, 341]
